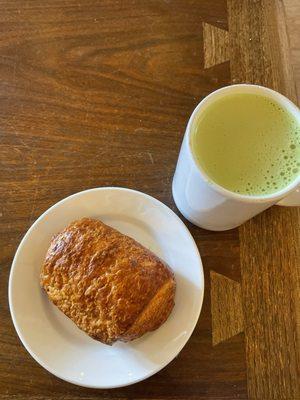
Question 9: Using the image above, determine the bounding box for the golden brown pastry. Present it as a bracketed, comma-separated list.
[40, 218, 176, 345]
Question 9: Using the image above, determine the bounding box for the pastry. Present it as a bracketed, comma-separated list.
[40, 218, 176, 345]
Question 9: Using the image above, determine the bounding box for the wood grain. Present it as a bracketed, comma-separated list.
[228, 0, 300, 398]
[210, 271, 243, 346]
[203, 22, 229, 69]
[240, 208, 300, 400]
[0, 1, 247, 399]
[228, 0, 297, 102]
[284, 0, 300, 100]
[0, 0, 299, 399]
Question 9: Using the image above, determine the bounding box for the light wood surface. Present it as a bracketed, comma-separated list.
[0, 1, 299, 399]
[284, 0, 300, 100]
[228, 0, 297, 102]
[210, 271, 243, 346]
[240, 207, 300, 400]
[228, 1, 300, 398]
[203, 22, 229, 69]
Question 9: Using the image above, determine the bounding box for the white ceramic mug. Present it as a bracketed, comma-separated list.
[172, 84, 300, 231]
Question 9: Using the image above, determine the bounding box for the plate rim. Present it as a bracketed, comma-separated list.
[8, 186, 204, 389]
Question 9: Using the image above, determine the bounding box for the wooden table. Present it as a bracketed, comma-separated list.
[0, 1, 299, 399]
[284, 0, 300, 99]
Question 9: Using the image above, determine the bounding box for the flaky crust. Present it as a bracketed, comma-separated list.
[40, 218, 176, 344]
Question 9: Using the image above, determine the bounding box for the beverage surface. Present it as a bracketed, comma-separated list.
[191, 93, 300, 195]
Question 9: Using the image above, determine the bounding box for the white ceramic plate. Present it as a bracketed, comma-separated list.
[9, 187, 204, 389]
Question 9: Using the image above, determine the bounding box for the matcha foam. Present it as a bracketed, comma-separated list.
[191, 93, 300, 196]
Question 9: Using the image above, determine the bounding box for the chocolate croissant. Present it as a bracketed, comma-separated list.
[40, 218, 176, 345]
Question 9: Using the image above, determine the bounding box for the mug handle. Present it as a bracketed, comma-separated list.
[277, 186, 300, 206]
